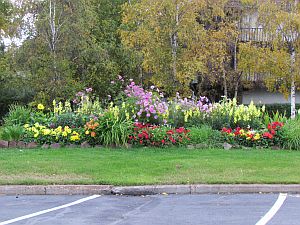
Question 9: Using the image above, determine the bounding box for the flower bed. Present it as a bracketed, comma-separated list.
[0, 77, 290, 149]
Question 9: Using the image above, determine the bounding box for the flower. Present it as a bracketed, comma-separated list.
[37, 104, 45, 110]
[263, 132, 273, 139]
[91, 131, 96, 137]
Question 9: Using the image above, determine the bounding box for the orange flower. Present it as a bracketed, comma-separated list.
[91, 131, 96, 137]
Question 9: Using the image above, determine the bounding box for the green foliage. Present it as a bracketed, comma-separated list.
[0, 125, 24, 141]
[282, 119, 300, 150]
[260, 104, 300, 118]
[187, 125, 222, 146]
[209, 98, 264, 130]
[3, 104, 32, 126]
[52, 113, 86, 128]
[97, 117, 133, 147]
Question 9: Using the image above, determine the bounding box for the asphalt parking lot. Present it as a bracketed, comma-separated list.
[0, 193, 299, 225]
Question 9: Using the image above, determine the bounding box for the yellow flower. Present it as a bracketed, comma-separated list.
[62, 131, 68, 137]
[24, 124, 30, 128]
[253, 133, 260, 141]
[85, 130, 90, 135]
[37, 104, 45, 110]
[64, 126, 72, 134]
[70, 134, 80, 141]
[42, 129, 51, 136]
[34, 132, 39, 138]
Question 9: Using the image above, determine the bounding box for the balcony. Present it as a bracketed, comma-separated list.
[239, 27, 268, 42]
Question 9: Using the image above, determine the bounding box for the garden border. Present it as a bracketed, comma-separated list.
[2, 184, 300, 196]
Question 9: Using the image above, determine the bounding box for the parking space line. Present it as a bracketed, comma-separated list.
[0, 195, 101, 225]
[255, 193, 287, 225]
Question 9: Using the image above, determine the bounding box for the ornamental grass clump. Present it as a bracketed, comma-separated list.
[282, 119, 300, 150]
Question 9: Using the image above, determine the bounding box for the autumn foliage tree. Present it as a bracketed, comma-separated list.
[121, 0, 207, 95]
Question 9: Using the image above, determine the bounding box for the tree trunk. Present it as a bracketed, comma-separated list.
[223, 71, 228, 97]
[171, 2, 179, 83]
[291, 50, 296, 119]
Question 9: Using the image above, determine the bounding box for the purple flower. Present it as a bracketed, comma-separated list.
[86, 87, 93, 93]
[146, 113, 151, 117]
[118, 75, 123, 80]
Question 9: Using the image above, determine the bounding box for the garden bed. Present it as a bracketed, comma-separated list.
[1, 147, 300, 185]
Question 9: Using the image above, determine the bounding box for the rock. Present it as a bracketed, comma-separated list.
[195, 143, 208, 149]
[223, 142, 232, 150]
[42, 144, 50, 149]
[0, 140, 8, 148]
[17, 141, 26, 148]
[8, 141, 17, 148]
[187, 145, 195, 150]
[272, 146, 281, 150]
[50, 143, 61, 149]
[27, 142, 38, 149]
[81, 141, 91, 148]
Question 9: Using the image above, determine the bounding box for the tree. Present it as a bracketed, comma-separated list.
[257, 0, 300, 118]
[121, 0, 207, 95]
[0, 0, 11, 32]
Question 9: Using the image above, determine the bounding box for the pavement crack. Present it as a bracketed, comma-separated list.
[107, 197, 157, 225]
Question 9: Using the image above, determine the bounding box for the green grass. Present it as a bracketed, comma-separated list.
[0, 147, 300, 185]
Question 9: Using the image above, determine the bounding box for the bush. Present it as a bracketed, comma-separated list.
[282, 119, 300, 150]
[187, 125, 221, 146]
[261, 104, 300, 118]
[1, 125, 25, 141]
[3, 104, 32, 126]
[52, 112, 87, 128]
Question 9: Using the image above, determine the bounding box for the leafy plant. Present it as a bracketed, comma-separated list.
[3, 104, 32, 126]
[1, 125, 24, 141]
[187, 125, 220, 145]
[52, 112, 87, 128]
[282, 119, 300, 150]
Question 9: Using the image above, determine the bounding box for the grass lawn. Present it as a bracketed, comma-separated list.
[0, 147, 300, 185]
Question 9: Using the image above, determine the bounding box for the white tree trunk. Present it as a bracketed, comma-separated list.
[171, 2, 179, 82]
[291, 50, 296, 119]
[223, 71, 228, 97]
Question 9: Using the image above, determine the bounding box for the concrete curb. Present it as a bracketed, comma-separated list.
[2, 184, 300, 196]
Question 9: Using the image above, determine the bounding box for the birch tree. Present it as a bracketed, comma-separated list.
[121, 0, 206, 95]
[258, 0, 300, 118]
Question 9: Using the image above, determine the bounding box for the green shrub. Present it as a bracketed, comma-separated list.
[3, 104, 32, 126]
[260, 104, 300, 118]
[1, 125, 25, 141]
[282, 119, 300, 150]
[187, 125, 222, 146]
[52, 112, 87, 128]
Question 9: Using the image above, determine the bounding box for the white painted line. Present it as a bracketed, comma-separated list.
[255, 193, 287, 225]
[0, 195, 101, 225]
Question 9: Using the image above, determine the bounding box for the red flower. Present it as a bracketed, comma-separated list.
[222, 127, 232, 134]
[167, 130, 174, 135]
[161, 140, 165, 144]
[139, 140, 143, 144]
[176, 127, 185, 134]
[263, 132, 273, 139]
[270, 129, 276, 135]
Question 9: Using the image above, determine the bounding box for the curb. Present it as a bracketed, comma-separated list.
[2, 184, 300, 196]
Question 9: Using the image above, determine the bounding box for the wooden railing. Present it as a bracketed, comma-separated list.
[239, 27, 268, 42]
